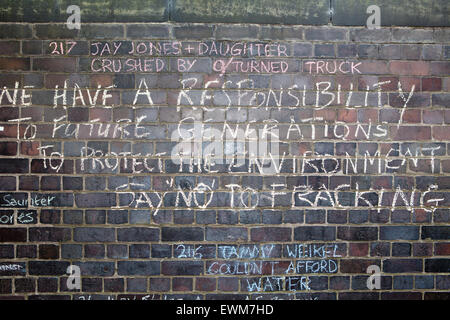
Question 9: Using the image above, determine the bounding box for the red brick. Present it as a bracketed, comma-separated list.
[90, 108, 112, 121]
[399, 76, 421, 91]
[340, 259, 380, 273]
[349, 243, 369, 257]
[402, 109, 421, 123]
[359, 61, 389, 74]
[389, 61, 429, 76]
[422, 77, 442, 91]
[172, 278, 193, 291]
[39, 244, 59, 259]
[435, 243, 450, 256]
[250, 227, 291, 242]
[0, 57, 30, 70]
[432, 126, 450, 140]
[376, 76, 399, 90]
[195, 277, 216, 291]
[21, 107, 42, 121]
[90, 74, 114, 87]
[292, 142, 312, 156]
[423, 110, 444, 124]
[335, 75, 357, 90]
[380, 143, 397, 155]
[358, 75, 380, 90]
[20, 141, 40, 156]
[372, 176, 392, 189]
[0, 124, 19, 138]
[353, 75, 378, 91]
[315, 109, 336, 121]
[413, 209, 431, 223]
[390, 126, 431, 140]
[337, 109, 357, 123]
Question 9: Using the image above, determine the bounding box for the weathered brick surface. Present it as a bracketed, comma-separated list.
[0, 21, 448, 301]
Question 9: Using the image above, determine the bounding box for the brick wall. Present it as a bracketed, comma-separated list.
[0, 22, 449, 300]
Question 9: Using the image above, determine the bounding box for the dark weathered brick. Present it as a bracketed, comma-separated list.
[61, 244, 82, 259]
[0, 41, 19, 54]
[29, 261, 70, 275]
[425, 259, 450, 273]
[118, 261, 160, 276]
[33, 58, 76, 72]
[292, 43, 313, 57]
[16, 245, 36, 258]
[216, 25, 259, 40]
[0, 244, 14, 258]
[80, 25, 124, 39]
[35, 25, 78, 39]
[380, 226, 420, 240]
[74, 227, 115, 242]
[29, 228, 71, 242]
[15, 278, 35, 293]
[424, 292, 450, 300]
[84, 244, 105, 258]
[350, 28, 391, 42]
[75, 262, 114, 276]
[392, 243, 412, 257]
[127, 24, 170, 39]
[340, 259, 380, 273]
[251, 227, 291, 241]
[162, 227, 203, 241]
[0, 24, 32, 39]
[422, 226, 450, 240]
[104, 278, 125, 292]
[0, 279, 12, 294]
[75, 193, 116, 208]
[174, 25, 214, 39]
[206, 227, 247, 241]
[117, 227, 159, 242]
[383, 259, 423, 273]
[338, 227, 377, 241]
[0, 159, 28, 173]
[305, 27, 347, 41]
[161, 261, 203, 275]
[0, 228, 27, 242]
[294, 226, 336, 241]
[415, 275, 434, 289]
[260, 26, 303, 40]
